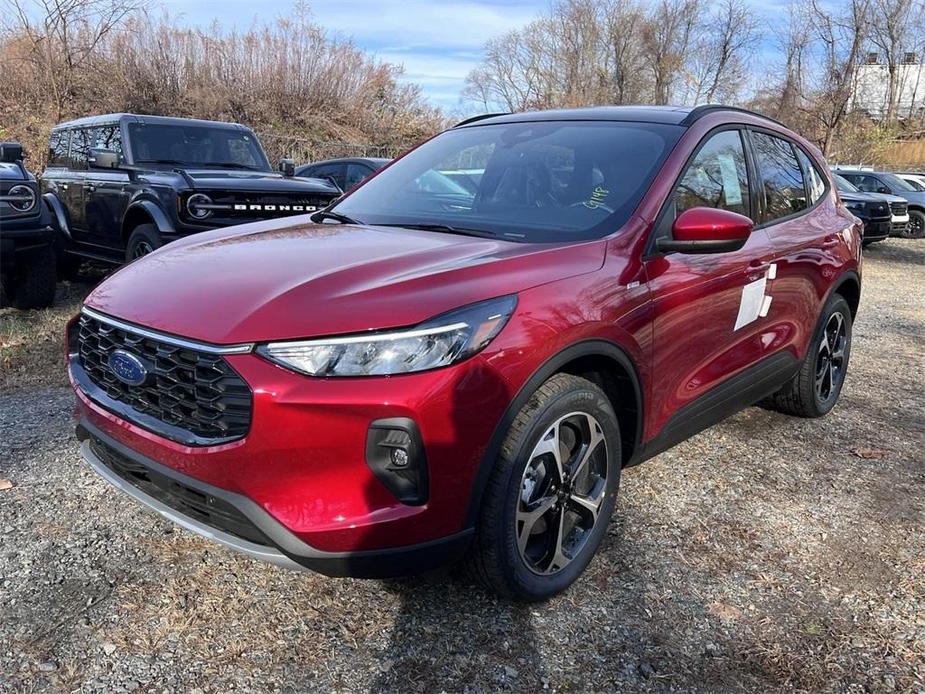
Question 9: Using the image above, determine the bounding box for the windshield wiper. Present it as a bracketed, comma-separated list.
[136, 159, 187, 166]
[201, 162, 263, 171]
[378, 223, 498, 238]
[312, 210, 363, 225]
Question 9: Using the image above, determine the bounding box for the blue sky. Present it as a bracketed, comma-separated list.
[160, 0, 788, 114]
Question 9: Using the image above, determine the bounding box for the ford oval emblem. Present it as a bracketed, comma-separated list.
[108, 349, 148, 386]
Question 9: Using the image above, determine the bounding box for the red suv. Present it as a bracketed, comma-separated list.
[68, 106, 861, 600]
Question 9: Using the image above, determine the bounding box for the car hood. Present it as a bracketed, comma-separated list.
[0, 162, 29, 181]
[863, 192, 909, 205]
[84, 219, 605, 344]
[182, 170, 340, 194]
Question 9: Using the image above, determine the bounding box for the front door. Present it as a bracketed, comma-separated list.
[645, 128, 778, 438]
[84, 124, 131, 251]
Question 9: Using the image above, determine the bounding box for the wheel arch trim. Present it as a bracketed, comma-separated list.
[461, 339, 644, 529]
[42, 193, 71, 239]
[122, 199, 175, 239]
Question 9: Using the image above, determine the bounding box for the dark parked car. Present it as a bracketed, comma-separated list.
[0, 142, 56, 309]
[295, 157, 390, 192]
[835, 169, 925, 238]
[71, 106, 861, 600]
[833, 175, 892, 245]
[41, 114, 341, 265]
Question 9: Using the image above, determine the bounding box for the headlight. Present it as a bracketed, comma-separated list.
[186, 193, 213, 219]
[259, 295, 517, 377]
[3, 184, 36, 212]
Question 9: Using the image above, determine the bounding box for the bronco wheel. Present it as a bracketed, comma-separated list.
[466, 373, 620, 601]
[126, 224, 163, 262]
[1, 244, 57, 310]
[763, 293, 852, 417]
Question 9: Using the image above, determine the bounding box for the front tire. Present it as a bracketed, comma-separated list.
[904, 209, 925, 239]
[764, 293, 852, 417]
[1, 244, 57, 310]
[466, 373, 621, 601]
[125, 224, 163, 262]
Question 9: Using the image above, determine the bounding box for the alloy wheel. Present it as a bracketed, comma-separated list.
[517, 412, 608, 575]
[131, 241, 154, 259]
[815, 311, 847, 403]
[908, 214, 924, 238]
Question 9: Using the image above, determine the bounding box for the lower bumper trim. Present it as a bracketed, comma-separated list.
[77, 419, 473, 578]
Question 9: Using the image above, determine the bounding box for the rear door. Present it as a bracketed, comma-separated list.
[747, 129, 843, 362]
[645, 127, 779, 436]
[61, 128, 90, 238]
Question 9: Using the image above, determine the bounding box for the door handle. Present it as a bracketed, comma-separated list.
[745, 260, 770, 280]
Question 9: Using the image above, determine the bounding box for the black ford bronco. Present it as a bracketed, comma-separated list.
[40, 114, 341, 266]
[1, 142, 56, 309]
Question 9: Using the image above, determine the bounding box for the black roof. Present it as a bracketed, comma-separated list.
[52, 113, 251, 131]
[455, 105, 784, 129]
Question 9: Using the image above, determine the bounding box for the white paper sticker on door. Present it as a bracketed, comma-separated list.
[734, 276, 767, 330]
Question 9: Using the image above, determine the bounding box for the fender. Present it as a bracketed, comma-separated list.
[124, 198, 176, 236]
[461, 339, 644, 529]
[43, 193, 70, 239]
[826, 268, 862, 318]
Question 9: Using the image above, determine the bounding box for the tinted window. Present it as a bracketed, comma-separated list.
[751, 132, 807, 221]
[69, 128, 91, 171]
[331, 121, 683, 242]
[345, 163, 373, 190]
[127, 123, 270, 171]
[674, 130, 750, 217]
[795, 148, 826, 203]
[307, 163, 344, 188]
[88, 125, 123, 158]
[842, 173, 883, 194]
[47, 130, 70, 167]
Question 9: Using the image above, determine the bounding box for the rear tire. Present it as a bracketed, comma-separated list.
[763, 293, 852, 418]
[1, 244, 57, 310]
[125, 224, 162, 262]
[465, 373, 621, 601]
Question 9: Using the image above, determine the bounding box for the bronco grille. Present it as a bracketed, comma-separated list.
[89, 435, 271, 546]
[890, 201, 908, 216]
[75, 312, 252, 445]
[192, 190, 337, 219]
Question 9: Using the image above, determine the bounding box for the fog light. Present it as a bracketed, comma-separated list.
[365, 418, 428, 505]
[390, 448, 410, 468]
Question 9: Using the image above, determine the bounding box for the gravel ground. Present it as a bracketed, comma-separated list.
[1, 240, 923, 693]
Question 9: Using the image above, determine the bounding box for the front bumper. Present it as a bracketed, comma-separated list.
[77, 422, 473, 576]
[863, 218, 891, 242]
[0, 216, 52, 271]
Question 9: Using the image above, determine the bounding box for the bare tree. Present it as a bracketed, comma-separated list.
[869, 0, 919, 123]
[698, 0, 762, 103]
[641, 0, 701, 105]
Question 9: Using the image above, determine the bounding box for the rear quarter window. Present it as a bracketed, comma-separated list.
[47, 130, 70, 167]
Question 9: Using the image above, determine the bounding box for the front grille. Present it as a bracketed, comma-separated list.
[890, 201, 908, 216]
[90, 436, 271, 546]
[190, 189, 338, 222]
[76, 313, 252, 444]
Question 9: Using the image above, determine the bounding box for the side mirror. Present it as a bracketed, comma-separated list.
[656, 207, 754, 254]
[89, 148, 121, 169]
[0, 142, 24, 163]
[279, 158, 295, 177]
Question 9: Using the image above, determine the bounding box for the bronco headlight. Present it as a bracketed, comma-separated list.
[259, 295, 517, 377]
[186, 193, 213, 219]
[4, 184, 36, 212]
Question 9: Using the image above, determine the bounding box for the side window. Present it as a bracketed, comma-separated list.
[69, 128, 91, 171]
[751, 131, 807, 221]
[345, 163, 373, 190]
[47, 130, 70, 167]
[90, 125, 123, 157]
[674, 129, 750, 217]
[308, 163, 344, 188]
[795, 148, 826, 203]
[856, 175, 884, 193]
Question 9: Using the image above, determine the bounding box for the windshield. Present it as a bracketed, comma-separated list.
[880, 172, 916, 192]
[330, 121, 683, 242]
[835, 175, 859, 193]
[128, 123, 271, 171]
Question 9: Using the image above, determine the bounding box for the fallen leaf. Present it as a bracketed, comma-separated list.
[0, 478, 12, 491]
[851, 447, 889, 460]
[707, 602, 741, 621]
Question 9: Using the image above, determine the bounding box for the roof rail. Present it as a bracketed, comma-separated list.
[681, 105, 788, 129]
[453, 113, 510, 128]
